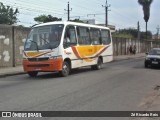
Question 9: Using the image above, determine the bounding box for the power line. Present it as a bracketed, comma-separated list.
[16, 0, 64, 12]
[59, 0, 104, 13]
[1, 0, 105, 22]
[1, 0, 95, 20]
[2, 0, 103, 26]
[2, 2, 64, 16]
[87, 13, 105, 17]
[1, 0, 65, 16]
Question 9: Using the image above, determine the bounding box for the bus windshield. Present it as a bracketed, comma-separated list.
[24, 24, 64, 51]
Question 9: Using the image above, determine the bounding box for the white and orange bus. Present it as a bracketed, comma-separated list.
[23, 21, 113, 77]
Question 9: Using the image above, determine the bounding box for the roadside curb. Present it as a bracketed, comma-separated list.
[0, 72, 26, 78]
[113, 55, 145, 62]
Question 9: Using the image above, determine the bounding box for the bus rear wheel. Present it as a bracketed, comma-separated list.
[60, 61, 70, 77]
[27, 71, 38, 77]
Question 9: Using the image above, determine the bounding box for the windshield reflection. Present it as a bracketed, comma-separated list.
[149, 49, 160, 56]
[24, 24, 64, 51]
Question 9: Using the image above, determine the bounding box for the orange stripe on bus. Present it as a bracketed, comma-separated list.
[71, 47, 81, 59]
[94, 46, 110, 58]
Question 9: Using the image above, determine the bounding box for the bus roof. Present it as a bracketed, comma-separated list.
[34, 21, 110, 30]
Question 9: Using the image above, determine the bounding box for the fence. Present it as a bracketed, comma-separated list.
[0, 25, 160, 67]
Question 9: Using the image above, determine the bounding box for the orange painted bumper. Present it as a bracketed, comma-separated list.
[23, 58, 63, 72]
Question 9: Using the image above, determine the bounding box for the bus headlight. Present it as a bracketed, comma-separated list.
[50, 55, 62, 59]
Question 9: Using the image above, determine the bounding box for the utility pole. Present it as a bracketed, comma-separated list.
[137, 21, 141, 52]
[157, 25, 160, 40]
[64, 2, 72, 21]
[102, 0, 111, 27]
[137, 21, 140, 40]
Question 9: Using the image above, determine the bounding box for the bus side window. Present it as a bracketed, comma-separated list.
[63, 25, 77, 48]
[77, 27, 91, 45]
[90, 28, 101, 45]
[101, 29, 111, 45]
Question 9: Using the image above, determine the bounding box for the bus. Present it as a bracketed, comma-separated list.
[23, 21, 113, 77]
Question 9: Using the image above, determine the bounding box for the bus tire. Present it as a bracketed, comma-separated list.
[60, 61, 70, 77]
[91, 58, 102, 70]
[27, 71, 38, 77]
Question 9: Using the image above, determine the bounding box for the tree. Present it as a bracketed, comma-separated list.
[138, 0, 153, 40]
[113, 28, 152, 40]
[113, 28, 138, 39]
[0, 2, 19, 25]
[140, 31, 152, 40]
[70, 19, 84, 23]
[34, 15, 62, 23]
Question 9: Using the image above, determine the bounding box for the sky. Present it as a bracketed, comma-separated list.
[0, 0, 159, 34]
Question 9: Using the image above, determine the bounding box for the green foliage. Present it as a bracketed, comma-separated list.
[113, 28, 152, 40]
[0, 2, 19, 25]
[18, 25, 25, 28]
[113, 29, 138, 39]
[70, 19, 84, 23]
[138, 0, 153, 22]
[140, 31, 152, 40]
[34, 15, 62, 23]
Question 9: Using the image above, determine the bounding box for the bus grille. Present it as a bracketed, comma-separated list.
[27, 57, 49, 62]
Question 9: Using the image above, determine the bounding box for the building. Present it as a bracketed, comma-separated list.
[97, 24, 116, 33]
[152, 34, 160, 40]
[82, 19, 96, 25]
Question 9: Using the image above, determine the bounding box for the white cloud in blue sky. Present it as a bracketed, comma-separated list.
[0, 0, 159, 33]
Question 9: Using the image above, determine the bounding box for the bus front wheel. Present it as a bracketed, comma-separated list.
[91, 58, 102, 70]
[60, 61, 70, 77]
[27, 71, 38, 77]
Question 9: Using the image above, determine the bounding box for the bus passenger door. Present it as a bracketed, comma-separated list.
[63, 25, 82, 68]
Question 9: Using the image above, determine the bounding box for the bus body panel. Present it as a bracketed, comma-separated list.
[63, 45, 113, 69]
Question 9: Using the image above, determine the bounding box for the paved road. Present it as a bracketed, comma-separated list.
[0, 58, 160, 120]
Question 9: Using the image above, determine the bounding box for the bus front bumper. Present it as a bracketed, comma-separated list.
[23, 58, 63, 72]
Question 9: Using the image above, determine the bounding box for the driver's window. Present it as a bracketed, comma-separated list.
[63, 25, 77, 48]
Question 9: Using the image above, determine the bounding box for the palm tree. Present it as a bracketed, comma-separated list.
[138, 0, 153, 40]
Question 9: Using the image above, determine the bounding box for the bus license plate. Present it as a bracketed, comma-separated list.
[35, 68, 42, 71]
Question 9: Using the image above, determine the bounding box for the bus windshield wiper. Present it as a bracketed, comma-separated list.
[29, 40, 39, 51]
[39, 36, 52, 50]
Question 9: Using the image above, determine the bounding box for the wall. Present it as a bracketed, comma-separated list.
[14, 26, 30, 66]
[0, 25, 13, 67]
[112, 37, 160, 56]
[0, 24, 30, 67]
